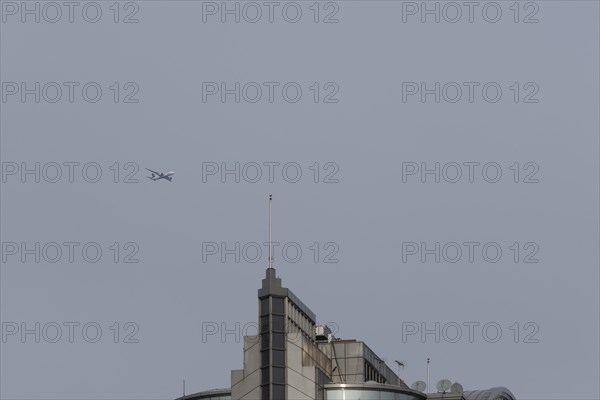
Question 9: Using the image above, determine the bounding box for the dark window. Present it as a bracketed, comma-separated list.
[316, 385, 324, 400]
[261, 384, 270, 400]
[272, 384, 285, 400]
[272, 349, 285, 366]
[272, 315, 285, 332]
[272, 367, 285, 384]
[261, 316, 270, 333]
[260, 298, 269, 316]
[316, 368, 329, 385]
[261, 333, 270, 350]
[261, 367, 270, 385]
[272, 297, 284, 314]
[315, 368, 328, 400]
[261, 350, 269, 366]
[272, 332, 285, 349]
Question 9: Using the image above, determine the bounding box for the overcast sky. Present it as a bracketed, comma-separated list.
[1, 1, 599, 399]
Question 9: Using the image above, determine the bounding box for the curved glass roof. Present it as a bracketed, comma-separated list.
[463, 386, 516, 400]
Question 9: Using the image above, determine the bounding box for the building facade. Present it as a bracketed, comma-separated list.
[177, 268, 516, 400]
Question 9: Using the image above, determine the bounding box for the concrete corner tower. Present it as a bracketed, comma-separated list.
[231, 196, 330, 400]
[231, 264, 330, 400]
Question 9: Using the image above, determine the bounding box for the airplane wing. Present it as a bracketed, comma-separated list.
[145, 168, 160, 175]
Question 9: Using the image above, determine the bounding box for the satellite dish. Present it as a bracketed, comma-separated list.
[436, 379, 452, 393]
[411, 381, 426, 392]
[451, 382, 464, 394]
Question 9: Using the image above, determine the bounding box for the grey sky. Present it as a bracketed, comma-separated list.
[1, 1, 599, 399]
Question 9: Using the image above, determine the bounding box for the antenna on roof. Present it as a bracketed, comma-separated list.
[268, 194, 273, 269]
[426, 358, 430, 394]
[394, 360, 405, 378]
[183, 379, 185, 397]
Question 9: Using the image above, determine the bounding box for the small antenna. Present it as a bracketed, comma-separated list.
[394, 360, 405, 378]
[268, 194, 273, 269]
[426, 358, 430, 394]
[183, 379, 185, 397]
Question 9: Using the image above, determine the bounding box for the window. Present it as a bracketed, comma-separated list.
[316, 368, 329, 385]
[272, 349, 285, 366]
[261, 384, 270, 400]
[272, 384, 285, 400]
[272, 315, 285, 332]
[272, 367, 285, 384]
[272, 332, 285, 349]
[261, 350, 269, 366]
[261, 367, 270, 385]
[315, 368, 329, 400]
[260, 298, 269, 316]
[261, 333, 270, 350]
[261, 316, 269, 333]
[272, 297, 284, 314]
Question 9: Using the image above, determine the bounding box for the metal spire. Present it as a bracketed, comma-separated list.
[427, 357, 430, 394]
[268, 194, 273, 269]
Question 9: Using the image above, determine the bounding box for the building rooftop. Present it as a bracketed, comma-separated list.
[178, 266, 516, 400]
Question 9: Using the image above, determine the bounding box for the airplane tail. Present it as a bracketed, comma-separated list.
[147, 176, 156, 181]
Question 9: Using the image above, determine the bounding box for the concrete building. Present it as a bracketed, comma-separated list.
[177, 267, 516, 400]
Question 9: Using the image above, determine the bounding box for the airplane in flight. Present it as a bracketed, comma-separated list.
[146, 168, 175, 182]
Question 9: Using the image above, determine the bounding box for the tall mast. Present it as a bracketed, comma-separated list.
[427, 357, 430, 393]
[269, 194, 273, 269]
